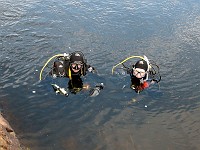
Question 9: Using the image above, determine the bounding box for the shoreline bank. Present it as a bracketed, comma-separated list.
[0, 113, 21, 150]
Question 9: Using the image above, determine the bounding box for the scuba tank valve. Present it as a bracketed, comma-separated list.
[63, 53, 70, 60]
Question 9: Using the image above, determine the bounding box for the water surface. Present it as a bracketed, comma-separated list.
[0, 0, 200, 149]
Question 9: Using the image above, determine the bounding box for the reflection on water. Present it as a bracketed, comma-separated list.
[0, 0, 200, 149]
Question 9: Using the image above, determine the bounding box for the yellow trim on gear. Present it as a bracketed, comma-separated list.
[68, 68, 72, 80]
[39, 54, 64, 80]
[112, 56, 145, 74]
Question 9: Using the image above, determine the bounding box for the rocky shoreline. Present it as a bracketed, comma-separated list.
[0, 113, 21, 150]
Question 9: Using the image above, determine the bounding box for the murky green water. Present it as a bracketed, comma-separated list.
[1, 0, 200, 149]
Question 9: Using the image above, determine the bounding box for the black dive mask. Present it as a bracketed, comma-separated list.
[70, 62, 83, 70]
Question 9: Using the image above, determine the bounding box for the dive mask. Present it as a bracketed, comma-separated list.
[71, 61, 83, 70]
[133, 68, 146, 78]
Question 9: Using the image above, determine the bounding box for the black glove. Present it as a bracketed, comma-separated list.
[88, 65, 96, 73]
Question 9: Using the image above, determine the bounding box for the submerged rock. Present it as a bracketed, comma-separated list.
[0, 114, 21, 150]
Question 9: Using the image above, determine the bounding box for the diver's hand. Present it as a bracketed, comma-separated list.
[131, 85, 136, 90]
[131, 85, 142, 93]
[52, 74, 57, 78]
[88, 66, 96, 73]
[135, 86, 143, 93]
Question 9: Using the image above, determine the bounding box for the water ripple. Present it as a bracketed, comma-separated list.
[1, 0, 200, 149]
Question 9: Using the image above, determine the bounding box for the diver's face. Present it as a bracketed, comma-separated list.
[133, 68, 146, 78]
[71, 63, 82, 73]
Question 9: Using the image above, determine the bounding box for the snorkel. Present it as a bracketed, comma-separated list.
[143, 55, 150, 80]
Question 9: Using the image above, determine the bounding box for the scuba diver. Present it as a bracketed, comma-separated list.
[112, 55, 161, 93]
[40, 51, 104, 97]
[128, 59, 150, 93]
